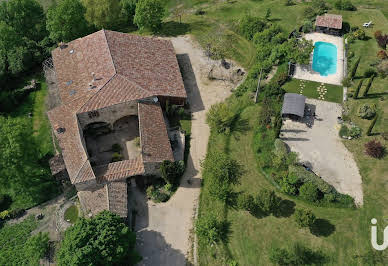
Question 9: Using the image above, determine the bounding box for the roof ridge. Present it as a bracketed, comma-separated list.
[103, 29, 118, 75]
[116, 73, 153, 96]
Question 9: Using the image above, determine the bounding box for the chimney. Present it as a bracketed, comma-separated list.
[91, 72, 96, 82]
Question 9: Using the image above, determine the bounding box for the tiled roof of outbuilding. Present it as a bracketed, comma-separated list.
[315, 14, 343, 29]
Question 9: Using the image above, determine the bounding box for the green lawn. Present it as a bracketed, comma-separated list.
[0, 74, 59, 210]
[283, 79, 344, 103]
[64, 205, 79, 224]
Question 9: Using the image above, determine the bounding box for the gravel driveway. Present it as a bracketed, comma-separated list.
[280, 99, 363, 205]
[132, 36, 239, 265]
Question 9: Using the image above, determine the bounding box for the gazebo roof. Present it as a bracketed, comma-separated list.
[281, 93, 306, 118]
[315, 14, 343, 30]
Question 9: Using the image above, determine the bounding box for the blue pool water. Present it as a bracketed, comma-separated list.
[312, 42, 337, 76]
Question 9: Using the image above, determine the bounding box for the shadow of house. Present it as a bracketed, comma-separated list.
[176, 54, 205, 113]
[135, 230, 192, 266]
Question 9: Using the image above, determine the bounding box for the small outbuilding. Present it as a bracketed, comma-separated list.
[315, 14, 343, 35]
[281, 93, 306, 119]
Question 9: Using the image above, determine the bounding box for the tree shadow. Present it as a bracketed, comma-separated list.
[159, 21, 190, 37]
[310, 218, 336, 237]
[0, 194, 12, 212]
[273, 199, 296, 218]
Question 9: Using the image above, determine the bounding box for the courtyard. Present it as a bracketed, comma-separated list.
[84, 115, 140, 166]
[280, 98, 363, 205]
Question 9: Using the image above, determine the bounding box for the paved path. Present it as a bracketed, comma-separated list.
[133, 36, 236, 266]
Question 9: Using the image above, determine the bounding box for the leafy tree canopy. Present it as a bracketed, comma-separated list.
[57, 211, 141, 266]
[82, 0, 122, 29]
[133, 0, 164, 32]
[46, 0, 92, 43]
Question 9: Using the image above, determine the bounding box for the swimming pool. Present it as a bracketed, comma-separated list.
[312, 42, 337, 76]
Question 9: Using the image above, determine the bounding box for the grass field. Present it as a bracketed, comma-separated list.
[64, 205, 79, 224]
[283, 79, 344, 103]
[0, 74, 59, 210]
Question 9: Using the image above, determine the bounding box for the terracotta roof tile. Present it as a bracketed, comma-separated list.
[94, 158, 145, 183]
[107, 181, 128, 217]
[78, 186, 108, 216]
[138, 102, 174, 162]
[315, 14, 342, 29]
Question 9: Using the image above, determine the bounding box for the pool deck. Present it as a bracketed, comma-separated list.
[293, 33, 344, 86]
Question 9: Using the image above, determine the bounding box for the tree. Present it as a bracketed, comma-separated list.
[334, 0, 356, 11]
[82, 0, 122, 29]
[255, 188, 281, 215]
[195, 213, 227, 245]
[133, 0, 164, 32]
[362, 76, 374, 97]
[283, 38, 314, 65]
[238, 15, 266, 40]
[57, 211, 141, 266]
[349, 57, 360, 80]
[299, 182, 319, 202]
[206, 102, 236, 134]
[365, 140, 385, 158]
[24, 232, 49, 265]
[46, 0, 92, 43]
[294, 208, 316, 228]
[354, 79, 363, 99]
[0, 0, 47, 42]
[121, 0, 138, 25]
[366, 115, 378, 136]
[160, 160, 185, 185]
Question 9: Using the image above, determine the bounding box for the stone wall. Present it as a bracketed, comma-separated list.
[77, 100, 138, 130]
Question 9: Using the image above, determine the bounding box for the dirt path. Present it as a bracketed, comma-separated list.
[133, 36, 239, 265]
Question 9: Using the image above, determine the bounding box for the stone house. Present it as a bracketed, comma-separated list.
[47, 30, 187, 218]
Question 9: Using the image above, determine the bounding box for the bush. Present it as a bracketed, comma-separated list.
[377, 50, 387, 59]
[195, 214, 227, 245]
[133, 0, 164, 32]
[255, 189, 281, 215]
[238, 15, 266, 40]
[301, 20, 313, 33]
[206, 102, 236, 134]
[353, 29, 366, 40]
[339, 124, 349, 138]
[335, 0, 356, 10]
[349, 57, 360, 80]
[9, 208, 26, 219]
[237, 193, 256, 213]
[269, 243, 327, 265]
[358, 104, 376, 119]
[288, 165, 334, 194]
[354, 79, 363, 99]
[341, 77, 352, 87]
[377, 60, 388, 77]
[349, 126, 362, 138]
[363, 76, 374, 97]
[274, 139, 288, 157]
[294, 208, 316, 228]
[111, 143, 122, 152]
[134, 137, 140, 147]
[366, 115, 378, 136]
[280, 174, 301, 195]
[0, 210, 10, 220]
[364, 68, 377, 78]
[374, 31, 388, 49]
[299, 182, 319, 202]
[365, 140, 385, 158]
[284, 0, 294, 6]
[111, 152, 123, 162]
[160, 160, 185, 185]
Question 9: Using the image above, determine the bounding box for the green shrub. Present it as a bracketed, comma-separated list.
[9, 208, 26, 219]
[366, 115, 378, 136]
[288, 165, 334, 194]
[299, 182, 319, 202]
[195, 214, 227, 245]
[324, 193, 336, 203]
[274, 139, 288, 157]
[111, 152, 123, 162]
[349, 126, 362, 138]
[280, 173, 301, 195]
[341, 77, 352, 87]
[364, 68, 377, 78]
[111, 143, 122, 153]
[294, 208, 316, 228]
[301, 20, 313, 33]
[238, 15, 266, 40]
[134, 137, 140, 147]
[160, 160, 185, 185]
[237, 193, 256, 213]
[358, 104, 376, 119]
[353, 29, 366, 40]
[335, 193, 355, 207]
[269, 243, 327, 265]
[339, 124, 349, 138]
[363, 76, 374, 97]
[335, 0, 356, 11]
[354, 79, 364, 99]
[255, 188, 281, 215]
[206, 102, 236, 134]
[349, 57, 360, 80]
[284, 0, 294, 6]
[0, 210, 10, 220]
